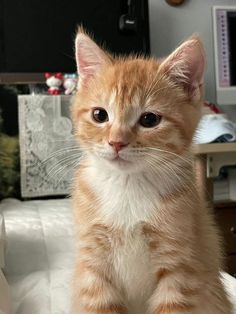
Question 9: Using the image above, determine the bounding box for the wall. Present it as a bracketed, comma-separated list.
[148, 0, 236, 118]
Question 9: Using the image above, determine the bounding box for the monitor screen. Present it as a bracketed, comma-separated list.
[213, 6, 236, 105]
[228, 12, 236, 86]
[0, 0, 150, 81]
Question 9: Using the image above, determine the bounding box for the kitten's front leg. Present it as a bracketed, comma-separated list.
[148, 266, 199, 314]
[72, 260, 127, 314]
[72, 222, 128, 314]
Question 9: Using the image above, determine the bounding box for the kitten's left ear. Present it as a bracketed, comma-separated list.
[75, 29, 113, 86]
[159, 35, 205, 99]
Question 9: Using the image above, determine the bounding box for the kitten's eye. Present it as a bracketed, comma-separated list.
[139, 112, 162, 128]
[92, 108, 109, 123]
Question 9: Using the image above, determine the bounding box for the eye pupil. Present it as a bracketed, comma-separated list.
[92, 108, 108, 123]
[139, 112, 161, 128]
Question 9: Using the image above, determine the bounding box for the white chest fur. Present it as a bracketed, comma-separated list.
[86, 163, 162, 228]
[112, 225, 156, 311]
[85, 164, 159, 309]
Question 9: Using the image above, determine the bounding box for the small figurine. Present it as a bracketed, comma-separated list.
[45, 72, 63, 95]
[63, 74, 78, 95]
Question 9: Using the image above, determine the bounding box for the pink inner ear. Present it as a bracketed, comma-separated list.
[75, 39, 97, 82]
[161, 38, 205, 98]
[77, 53, 99, 83]
[75, 33, 111, 86]
[185, 43, 205, 86]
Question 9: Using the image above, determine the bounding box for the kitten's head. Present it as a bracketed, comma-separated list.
[72, 30, 205, 174]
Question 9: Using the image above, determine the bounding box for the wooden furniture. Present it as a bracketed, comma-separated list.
[215, 202, 236, 277]
[194, 143, 236, 277]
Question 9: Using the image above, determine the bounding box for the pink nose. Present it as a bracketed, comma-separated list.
[109, 141, 129, 153]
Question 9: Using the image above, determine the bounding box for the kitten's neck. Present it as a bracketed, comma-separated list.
[81, 155, 196, 228]
[84, 154, 195, 196]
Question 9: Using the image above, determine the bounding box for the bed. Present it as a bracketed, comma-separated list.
[0, 198, 74, 314]
[0, 198, 236, 314]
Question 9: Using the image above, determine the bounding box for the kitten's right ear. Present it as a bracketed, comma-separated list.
[75, 29, 112, 86]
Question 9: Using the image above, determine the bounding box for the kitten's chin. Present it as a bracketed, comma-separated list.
[101, 156, 142, 173]
[109, 156, 131, 167]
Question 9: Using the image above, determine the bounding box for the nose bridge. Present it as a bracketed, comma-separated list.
[108, 103, 133, 144]
[109, 122, 128, 143]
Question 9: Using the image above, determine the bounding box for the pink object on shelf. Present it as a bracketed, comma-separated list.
[204, 101, 221, 114]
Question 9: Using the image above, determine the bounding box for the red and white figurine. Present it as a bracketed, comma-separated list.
[45, 72, 63, 95]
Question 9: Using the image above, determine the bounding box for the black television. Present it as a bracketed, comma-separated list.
[0, 0, 150, 83]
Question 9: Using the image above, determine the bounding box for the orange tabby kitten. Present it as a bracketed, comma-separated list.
[71, 30, 232, 314]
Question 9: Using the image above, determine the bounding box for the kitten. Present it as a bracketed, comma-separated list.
[71, 30, 232, 314]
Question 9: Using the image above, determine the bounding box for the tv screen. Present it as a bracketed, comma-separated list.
[0, 0, 150, 76]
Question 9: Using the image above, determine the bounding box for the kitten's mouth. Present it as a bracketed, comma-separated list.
[111, 155, 131, 164]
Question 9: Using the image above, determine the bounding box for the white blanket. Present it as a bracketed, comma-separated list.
[0, 198, 236, 314]
[0, 198, 75, 314]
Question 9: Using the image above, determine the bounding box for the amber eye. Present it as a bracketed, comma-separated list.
[92, 108, 109, 123]
[139, 112, 162, 128]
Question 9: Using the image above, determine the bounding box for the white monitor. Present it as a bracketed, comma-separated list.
[213, 6, 236, 105]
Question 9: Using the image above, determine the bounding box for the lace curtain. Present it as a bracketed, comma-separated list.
[18, 95, 78, 198]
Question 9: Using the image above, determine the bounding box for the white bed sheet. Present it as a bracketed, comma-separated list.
[0, 198, 75, 314]
[0, 198, 236, 314]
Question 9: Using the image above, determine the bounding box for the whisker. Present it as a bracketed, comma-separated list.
[145, 153, 198, 198]
[46, 159, 80, 182]
[145, 159, 176, 195]
[45, 153, 82, 178]
[48, 138, 76, 143]
[40, 147, 84, 165]
[145, 158, 197, 202]
[145, 147, 193, 166]
[55, 159, 81, 185]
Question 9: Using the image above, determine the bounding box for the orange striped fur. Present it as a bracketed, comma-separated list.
[71, 30, 232, 314]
